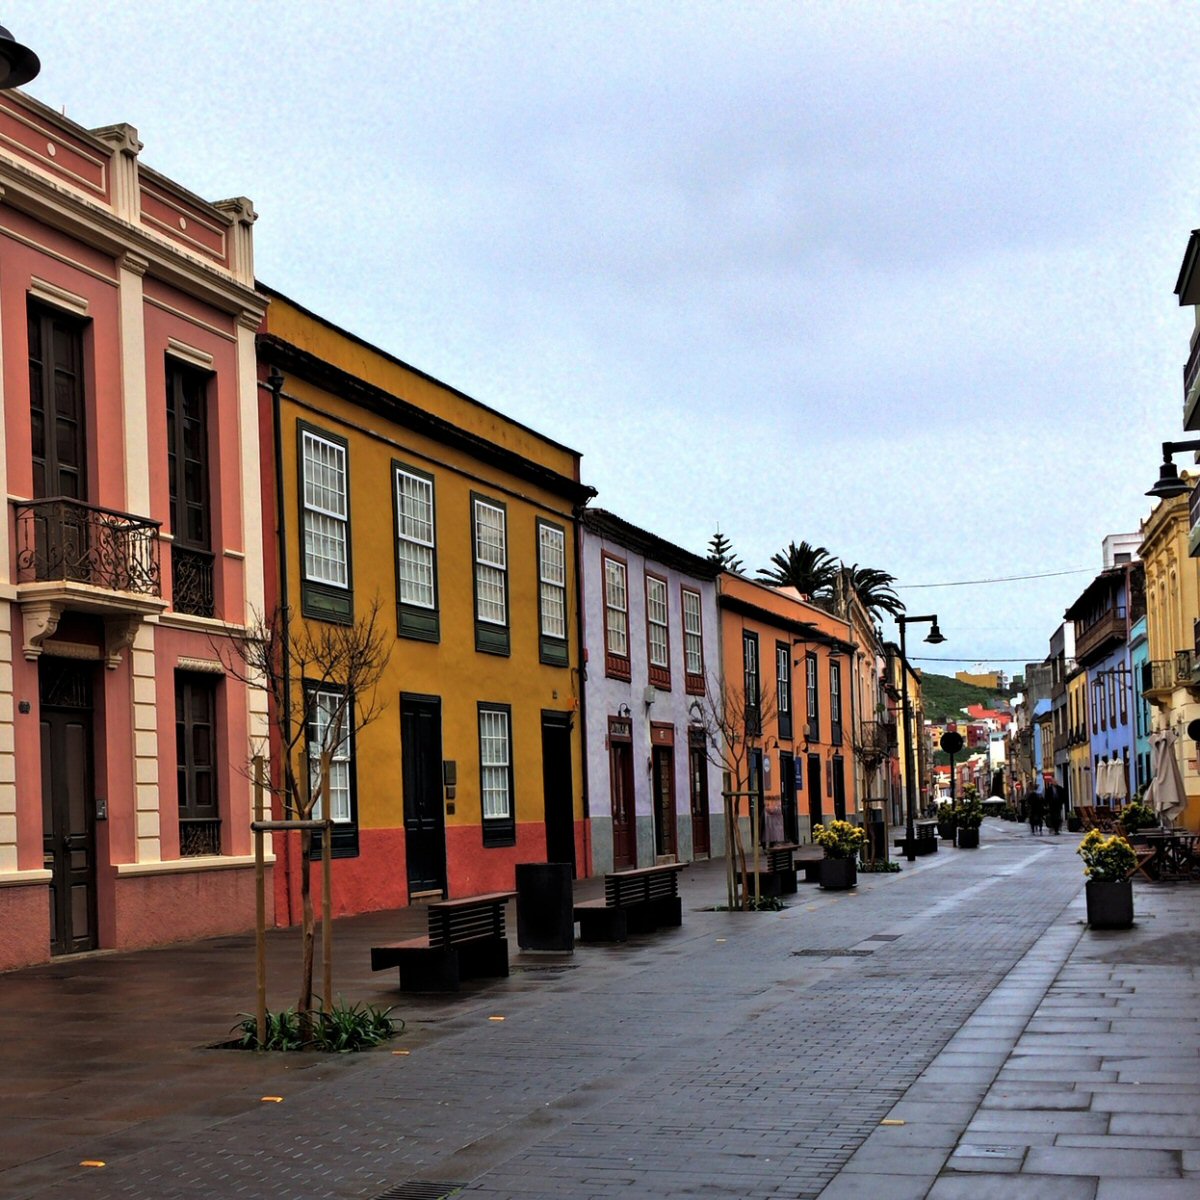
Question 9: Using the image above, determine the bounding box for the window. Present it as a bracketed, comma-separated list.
[646, 573, 671, 689]
[479, 704, 515, 845]
[830, 660, 843, 746]
[299, 425, 352, 622]
[1109, 672, 1118, 725]
[166, 359, 214, 617]
[1092, 679, 1101, 731]
[743, 631, 760, 735]
[29, 301, 87, 502]
[681, 587, 705, 695]
[537, 520, 568, 666]
[603, 553, 630, 679]
[776, 642, 792, 741]
[806, 652, 820, 741]
[393, 462, 438, 641]
[472, 495, 509, 655]
[306, 685, 357, 856]
[176, 673, 219, 856]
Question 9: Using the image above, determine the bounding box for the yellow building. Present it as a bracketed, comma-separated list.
[259, 290, 594, 918]
[1140, 483, 1200, 829]
[1066, 667, 1091, 808]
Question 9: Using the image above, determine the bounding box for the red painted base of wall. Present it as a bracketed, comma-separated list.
[0, 884, 51, 971]
[271, 821, 592, 925]
[111, 866, 267, 951]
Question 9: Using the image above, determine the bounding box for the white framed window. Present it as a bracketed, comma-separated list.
[395, 466, 436, 609]
[646, 573, 670, 687]
[302, 430, 348, 588]
[604, 554, 629, 673]
[538, 521, 567, 641]
[472, 495, 509, 655]
[479, 704, 515, 845]
[308, 688, 352, 824]
[682, 588, 704, 689]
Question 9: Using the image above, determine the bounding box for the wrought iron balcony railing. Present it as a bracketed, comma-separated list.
[171, 545, 215, 618]
[179, 818, 221, 857]
[14, 497, 161, 596]
[857, 720, 898, 758]
[1147, 650, 1198, 694]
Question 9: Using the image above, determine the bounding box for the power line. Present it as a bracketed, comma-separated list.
[897, 567, 1092, 589]
[910, 656, 1045, 663]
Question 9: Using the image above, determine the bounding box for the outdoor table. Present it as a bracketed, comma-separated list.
[1137, 831, 1199, 882]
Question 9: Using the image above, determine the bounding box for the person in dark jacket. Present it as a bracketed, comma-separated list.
[1044, 777, 1064, 835]
[1027, 782, 1044, 834]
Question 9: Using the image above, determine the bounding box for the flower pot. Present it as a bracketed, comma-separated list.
[955, 827, 979, 849]
[1067, 814, 1082, 833]
[818, 857, 857, 890]
[1085, 879, 1133, 929]
[937, 821, 956, 840]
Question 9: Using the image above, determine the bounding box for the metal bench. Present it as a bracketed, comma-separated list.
[371, 890, 516, 992]
[574, 863, 686, 942]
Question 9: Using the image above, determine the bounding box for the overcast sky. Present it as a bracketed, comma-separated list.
[10, 1, 1198, 675]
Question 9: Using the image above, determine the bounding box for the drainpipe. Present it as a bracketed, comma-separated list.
[573, 505, 591, 877]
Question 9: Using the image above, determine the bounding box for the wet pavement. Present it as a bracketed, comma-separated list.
[1, 819, 1197, 1199]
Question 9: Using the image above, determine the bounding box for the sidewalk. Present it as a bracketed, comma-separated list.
[1, 822, 1196, 1199]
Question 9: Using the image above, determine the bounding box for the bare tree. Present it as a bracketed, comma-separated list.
[690, 671, 777, 909]
[220, 597, 391, 1032]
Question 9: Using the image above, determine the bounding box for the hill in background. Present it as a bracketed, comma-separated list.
[918, 672, 1008, 722]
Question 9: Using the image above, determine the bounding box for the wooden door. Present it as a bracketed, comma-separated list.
[688, 729, 710, 858]
[652, 746, 677, 859]
[401, 696, 447, 898]
[832, 755, 847, 820]
[807, 753, 823, 834]
[779, 751, 797, 843]
[40, 660, 96, 955]
[610, 737, 636, 869]
[541, 712, 576, 872]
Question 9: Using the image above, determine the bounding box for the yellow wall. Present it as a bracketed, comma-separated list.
[264, 292, 590, 908]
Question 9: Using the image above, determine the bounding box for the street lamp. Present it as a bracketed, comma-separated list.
[898, 614, 945, 862]
[1145, 438, 1200, 500]
[0, 26, 40, 90]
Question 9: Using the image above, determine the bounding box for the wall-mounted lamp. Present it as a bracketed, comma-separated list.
[1146, 438, 1200, 500]
[617, 703, 632, 719]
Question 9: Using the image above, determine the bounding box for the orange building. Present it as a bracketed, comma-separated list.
[716, 574, 856, 843]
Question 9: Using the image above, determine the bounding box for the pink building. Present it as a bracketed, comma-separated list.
[0, 89, 269, 969]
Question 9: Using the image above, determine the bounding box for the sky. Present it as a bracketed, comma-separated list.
[8, 0, 1198, 675]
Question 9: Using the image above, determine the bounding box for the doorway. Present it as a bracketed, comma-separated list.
[541, 712, 575, 872]
[832, 755, 846, 821]
[40, 658, 97, 956]
[688, 727, 710, 858]
[779, 751, 797, 843]
[609, 718, 636, 869]
[652, 744, 677, 859]
[400, 695, 447, 898]
[807, 753, 823, 835]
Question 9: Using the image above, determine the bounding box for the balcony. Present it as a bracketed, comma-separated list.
[1074, 605, 1127, 665]
[1145, 651, 1200, 699]
[857, 720, 898, 761]
[1185, 334, 1200, 430]
[12, 497, 166, 663]
[171, 545, 215, 618]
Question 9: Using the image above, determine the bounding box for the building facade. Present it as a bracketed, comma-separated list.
[257, 291, 594, 917]
[579, 509, 723, 872]
[0, 91, 269, 969]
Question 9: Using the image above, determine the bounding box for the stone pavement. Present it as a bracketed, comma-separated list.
[0, 820, 1196, 1200]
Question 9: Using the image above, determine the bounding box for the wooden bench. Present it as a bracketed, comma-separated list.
[894, 819, 938, 856]
[371, 890, 516, 992]
[574, 863, 686, 942]
[737, 843, 800, 897]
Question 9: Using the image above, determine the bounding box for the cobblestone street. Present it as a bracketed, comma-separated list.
[2, 821, 1197, 1200]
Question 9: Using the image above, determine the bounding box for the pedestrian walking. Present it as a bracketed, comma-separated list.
[1044, 777, 1064, 835]
[1027, 782, 1044, 835]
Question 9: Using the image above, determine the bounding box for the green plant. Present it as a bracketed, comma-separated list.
[858, 857, 901, 873]
[1120, 800, 1158, 832]
[954, 795, 984, 831]
[234, 997, 401, 1052]
[1077, 830, 1137, 883]
[813, 819, 866, 860]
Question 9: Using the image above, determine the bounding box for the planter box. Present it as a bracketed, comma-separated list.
[1067, 814, 1083, 832]
[937, 822, 957, 840]
[955, 827, 980, 849]
[818, 858, 857, 890]
[1085, 879, 1133, 929]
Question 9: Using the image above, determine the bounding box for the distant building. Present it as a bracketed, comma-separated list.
[955, 667, 1006, 690]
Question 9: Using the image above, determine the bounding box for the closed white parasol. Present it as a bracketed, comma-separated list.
[1144, 728, 1187, 827]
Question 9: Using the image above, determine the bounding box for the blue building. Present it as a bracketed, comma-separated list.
[1129, 615, 1151, 794]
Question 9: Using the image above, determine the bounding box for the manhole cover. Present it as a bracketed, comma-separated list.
[371, 1182, 465, 1200]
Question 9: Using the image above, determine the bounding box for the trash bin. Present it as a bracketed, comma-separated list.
[867, 803, 887, 861]
[515, 862, 574, 951]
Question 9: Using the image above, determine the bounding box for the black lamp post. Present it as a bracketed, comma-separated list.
[898, 614, 945, 861]
[1146, 438, 1200, 500]
[0, 26, 40, 90]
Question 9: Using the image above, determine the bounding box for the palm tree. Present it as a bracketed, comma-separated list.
[757, 541, 838, 599]
[840, 563, 905, 623]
